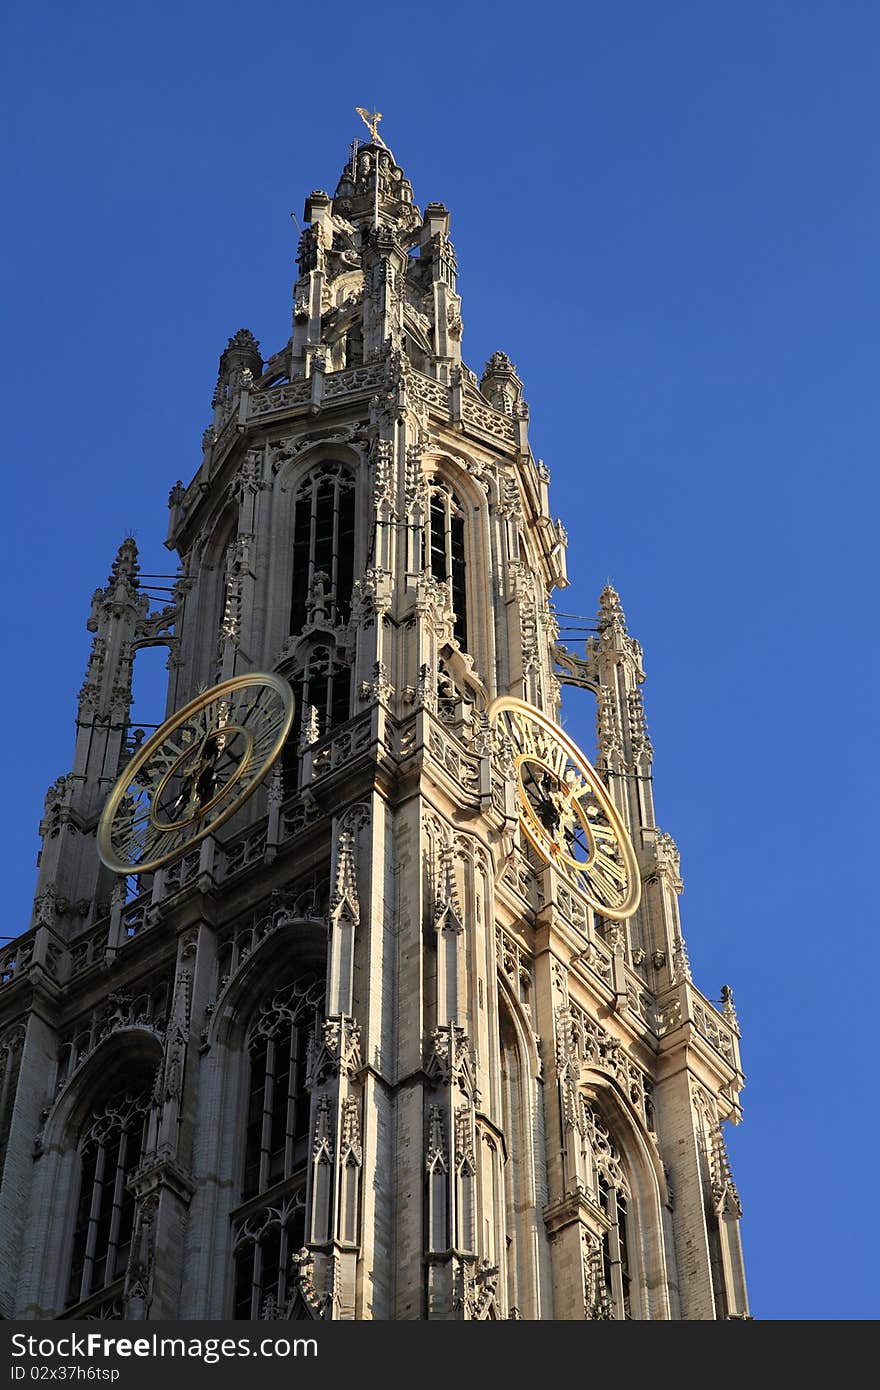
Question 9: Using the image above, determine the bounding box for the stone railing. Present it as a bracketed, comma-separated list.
[426, 719, 481, 796]
[162, 848, 202, 896]
[247, 361, 387, 421]
[556, 883, 593, 938]
[221, 824, 269, 880]
[210, 407, 240, 465]
[281, 793, 323, 841]
[461, 395, 516, 445]
[498, 850, 541, 914]
[68, 920, 112, 975]
[321, 361, 386, 399]
[553, 886, 659, 1031]
[120, 893, 152, 941]
[0, 933, 34, 986]
[310, 708, 374, 781]
[407, 369, 517, 447]
[409, 370, 450, 414]
[655, 981, 740, 1070]
[691, 992, 738, 1067]
[247, 378, 311, 418]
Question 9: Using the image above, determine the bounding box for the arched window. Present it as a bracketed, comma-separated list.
[499, 1003, 527, 1316]
[425, 484, 467, 651]
[232, 974, 323, 1320]
[66, 1080, 152, 1311]
[233, 1194, 307, 1320]
[345, 323, 363, 368]
[290, 465, 356, 635]
[290, 646, 352, 742]
[692, 1089, 744, 1318]
[0, 1027, 24, 1185]
[582, 1104, 632, 1320]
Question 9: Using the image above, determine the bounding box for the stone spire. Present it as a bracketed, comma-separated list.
[289, 129, 462, 383]
[584, 584, 648, 778]
[595, 584, 640, 661]
[105, 534, 141, 593]
[480, 351, 525, 415]
[31, 538, 148, 936]
[212, 329, 263, 426]
[81, 537, 148, 725]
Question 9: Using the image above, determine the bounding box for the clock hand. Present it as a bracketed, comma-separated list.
[521, 762, 560, 833]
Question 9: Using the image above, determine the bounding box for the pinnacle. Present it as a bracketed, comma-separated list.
[226, 328, 261, 354]
[597, 583, 626, 628]
[108, 536, 140, 588]
[484, 351, 517, 375]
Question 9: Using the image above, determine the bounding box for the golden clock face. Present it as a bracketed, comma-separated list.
[98, 673, 295, 875]
[488, 696, 641, 921]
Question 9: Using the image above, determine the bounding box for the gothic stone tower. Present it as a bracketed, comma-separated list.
[0, 131, 749, 1321]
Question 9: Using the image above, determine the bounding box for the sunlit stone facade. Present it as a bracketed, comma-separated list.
[0, 134, 748, 1320]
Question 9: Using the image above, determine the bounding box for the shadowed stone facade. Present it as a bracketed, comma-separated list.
[0, 132, 749, 1320]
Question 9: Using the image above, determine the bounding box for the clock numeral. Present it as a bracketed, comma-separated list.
[567, 773, 592, 803]
[586, 852, 629, 904]
[142, 827, 181, 864]
[590, 821, 619, 851]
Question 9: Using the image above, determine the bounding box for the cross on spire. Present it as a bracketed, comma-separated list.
[355, 106, 386, 146]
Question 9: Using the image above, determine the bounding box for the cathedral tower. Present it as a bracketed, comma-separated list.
[0, 125, 748, 1320]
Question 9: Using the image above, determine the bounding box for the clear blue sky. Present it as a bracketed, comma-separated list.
[3, 2, 877, 1321]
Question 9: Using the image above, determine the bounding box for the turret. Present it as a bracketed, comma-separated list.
[289, 141, 463, 385]
[212, 329, 263, 427]
[32, 538, 147, 935]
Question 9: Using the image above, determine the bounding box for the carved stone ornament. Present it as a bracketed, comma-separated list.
[425, 1023, 479, 1101]
[372, 438, 396, 514]
[425, 1104, 448, 1171]
[359, 661, 394, 705]
[123, 1193, 159, 1311]
[289, 1249, 330, 1320]
[433, 845, 464, 933]
[330, 829, 360, 926]
[308, 1014, 362, 1086]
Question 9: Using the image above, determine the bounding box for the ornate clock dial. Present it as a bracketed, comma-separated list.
[98, 672, 295, 875]
[488, 696, 641, 920]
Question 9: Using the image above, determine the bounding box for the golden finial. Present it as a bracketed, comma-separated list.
[355, 106, 386, 147]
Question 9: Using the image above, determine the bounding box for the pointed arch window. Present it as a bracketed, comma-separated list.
[499, 1001, 529, 1317]
[693, 1092, 744, 1318]
[0, 1027, 24, 1184]
[233, 1195, 307, 1320]
[290, 464, 356, 635]
[583, 1104, 632, 1320]
[598, 1174, 631, 1319]
[425, 484, 468, 651]
[66, 1080, 152, 1311]
[345, 324, 364, 368]
[233, 974, 324, 1320]
[290, 646, 352, 744]
[242, 976, 323, 1200]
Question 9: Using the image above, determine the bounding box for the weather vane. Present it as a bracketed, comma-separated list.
[356, 106, 387, 147]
